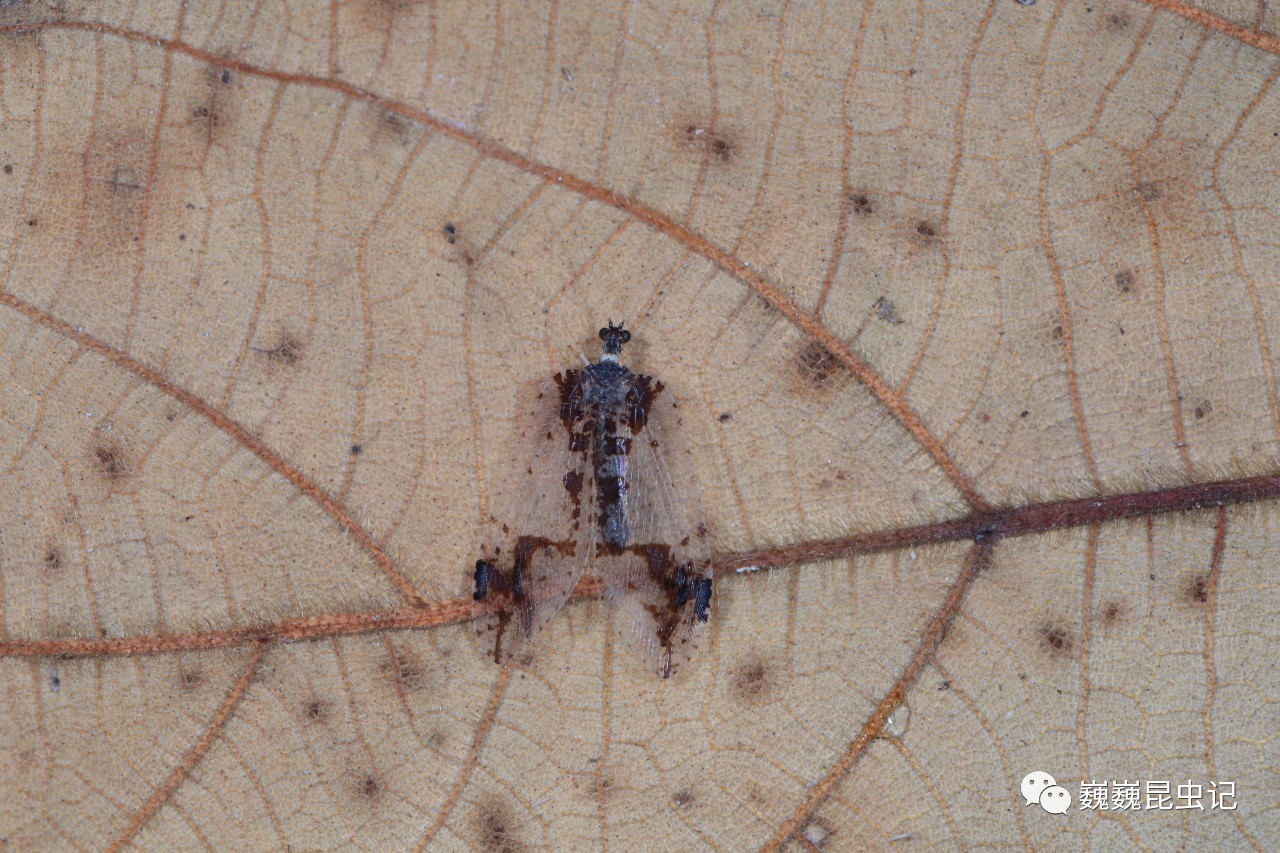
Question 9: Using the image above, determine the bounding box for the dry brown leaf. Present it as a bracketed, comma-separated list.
[1, 0, 1278, 849]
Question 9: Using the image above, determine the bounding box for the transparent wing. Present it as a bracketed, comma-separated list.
[594, 375, 712, 678]
[472, 370, 593, 664]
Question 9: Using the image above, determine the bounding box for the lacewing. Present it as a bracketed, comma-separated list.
[472, 323, 712, 678]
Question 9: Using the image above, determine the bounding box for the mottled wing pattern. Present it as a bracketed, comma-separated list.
[594, 375, 712, 678]
[473, 370, 592, 664]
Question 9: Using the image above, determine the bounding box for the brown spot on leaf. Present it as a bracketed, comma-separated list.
[874, 296, 905, 325]
[794, 340, 847, 391]
[1102, 136, 1211, 238]
[718, 412, 732, 422]
[1038, 623, 1074, 657]
[357, 774, 383, 799]
[380, 647, 427, 691]
[593, 775, 618, 801]
[476, 798, 522, 852]
[1100, 599, 1124, 626]
[255, 333, 303, 367]
[1106, 11, 1131, 30]
[61, 125, 169, 257]
[304, 699, 329, 722]
[183, 79, 237, 149]
[1193, 400, 1212, 420]
[2, 164, 11, 175]
[81, 137, 152, 251]
[1035, 312, 1068, 347]
[672, 789, 694, 808]
[180, 669, 204, 691]
[1184, 573, 1209, 605]
[1135, 181, 1162, 202]
[675, 122, 739, 163]
[708, 136, 735, 162]
[849, 192, 875, 216]
[91, 440, 132, 484]
[914, 220, 937, 240]
[43, 542, 62, 573]
[733, 658, 775, 703]
[1114, 269, 1136, 293]
[374, 106, 422, 146]
[15, 746, 38, 771]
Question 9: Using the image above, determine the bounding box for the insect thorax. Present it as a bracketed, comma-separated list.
[585, 359, 630, 387]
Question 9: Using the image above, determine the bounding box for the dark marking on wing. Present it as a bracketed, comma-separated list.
[556, 369, 586, 435]
[476, 535, 578, 663]
[563, 469, 584, 515]
[622, 375, 663, 432]
[622, 542, 713, 675]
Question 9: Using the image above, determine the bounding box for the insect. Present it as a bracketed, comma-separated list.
[472, 322, 712, 678]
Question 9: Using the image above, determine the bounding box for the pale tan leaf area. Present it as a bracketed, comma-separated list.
[0, 0, 1278, 849]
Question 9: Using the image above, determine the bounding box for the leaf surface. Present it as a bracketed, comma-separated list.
[1, 0, 1278, 849]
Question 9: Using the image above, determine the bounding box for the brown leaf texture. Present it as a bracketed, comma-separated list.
[1, 0, 1278, 849]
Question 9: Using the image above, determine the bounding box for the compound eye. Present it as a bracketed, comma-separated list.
[598, 327, 609, 340]
[621, 330, 631, 342]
